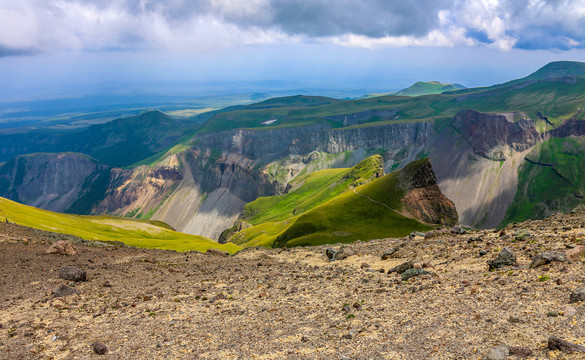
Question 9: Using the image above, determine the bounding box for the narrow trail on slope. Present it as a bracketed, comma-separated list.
[352, 189, 394, 211]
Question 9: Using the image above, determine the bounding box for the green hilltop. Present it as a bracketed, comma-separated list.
[228, 156, 436, 248]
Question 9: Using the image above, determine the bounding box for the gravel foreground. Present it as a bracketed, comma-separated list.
[2, 211, 585, 360]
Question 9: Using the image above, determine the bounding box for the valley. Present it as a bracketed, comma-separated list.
[1, 61, 585, 250]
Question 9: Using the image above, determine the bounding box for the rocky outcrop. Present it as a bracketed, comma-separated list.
[0, 153, 111, 214]
[399, 159, 458, 226]
[452, 109, 540, 160]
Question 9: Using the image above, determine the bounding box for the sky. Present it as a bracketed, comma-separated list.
[1, 0, 585, 102]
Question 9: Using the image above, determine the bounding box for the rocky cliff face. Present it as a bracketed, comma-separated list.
[399, 159, 458, 226]
[452, 109, 540, 160]
[0, 153, 110, 213]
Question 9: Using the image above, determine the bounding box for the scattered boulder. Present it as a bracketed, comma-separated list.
[450, 226, 466, 235]
[530, 252, 567, 268]
[59, 266, 87, 282]
[486, 344, 509, 360]
[336, 247, 356, 260]
[45, 241, 76, 256]
[206, 249, 229, 257]
[569, 288, 585, 303]
[548, 336, 585, 353]
[381, 249, 397, 260]
[401, 268, 429, 281]
[326, 248, 338, 261]
[326, 247, 355, 261]
[514, 229, 531, 241]
[488, 247, 516, 271]
[410, 231, 426, 238]
[563, 305, 578, 317]
[143, 256, 156, 263]
[424, 229, 448, 239]
[92, 341, 108, 355]
[499, 228, 506, 237]
[52, 284, 77, 298]
[509, 346, 532, 358]
[209, 292, 227, 303]
[388, 261, 414, 275]
[566, 245, 585, 261]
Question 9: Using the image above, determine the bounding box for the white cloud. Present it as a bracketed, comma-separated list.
[0, 0, 584, 55]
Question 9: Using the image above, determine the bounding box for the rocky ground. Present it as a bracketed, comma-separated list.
[2, 208, 585, 360]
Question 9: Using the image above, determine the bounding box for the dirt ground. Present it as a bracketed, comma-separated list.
[1, 211, 585, 360]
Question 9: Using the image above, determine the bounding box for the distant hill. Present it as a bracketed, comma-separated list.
[363, 81, 466, 98]
[525, 61, 585, 80]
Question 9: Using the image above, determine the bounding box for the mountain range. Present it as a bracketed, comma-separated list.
[2, 61, 585, 249]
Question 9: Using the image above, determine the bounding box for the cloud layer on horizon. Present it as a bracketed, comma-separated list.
[1, 0, 584, 56]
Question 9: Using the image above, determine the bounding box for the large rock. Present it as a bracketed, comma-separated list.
[530, 251, 567, 268]
[488, 247, 516, 271]
[401, 268, 429, 281]
[548, 336, 585, 353]
[45, 241, 76, 256]
[388, 261, 414, 274]
[59, 266, 87, 282]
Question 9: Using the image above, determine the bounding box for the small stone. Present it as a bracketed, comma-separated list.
[52, 284, 77, 298]
[410, 231, 426, 238]
[92, 341, 108, 355]
[336, 247, 356, 260]
[563, 305, 578, 317]
[326, 248, 338, 261]
[45, 241, 76, 256]
[569, 288, 585, 303]
[479, 250, 488, 257]
[360, 262, 370, 269]
[509, 346, 532, 358]
[499, 228, 507, 237]
[381, 249, 396, 260]
[301, 336, 310, 343]
[144, 256, 156, 263]
[547, 311, 560, 317]
[487, 344, 509, 360]
[209, 292, 227, 303]
[143, 295, 152, 301]
[388, 261, 414, 275]
[514, 229, 531, 241]
[488, 247, 516, 271]
[401, 268, 429, 281]
[548, 336, 585, 353]
[424, 229, 448, 239]
[59, 266, 87, 282]
[413, 262, 423, 269]
[103, 281, 112, 288]
[206, 249, 229, 257]
[566, 245, 585, 261]
[507, 316, 524, 324]
[341, 334, 352, 340]
[530, 252, 567, 268]
[450, 226, 466, 235]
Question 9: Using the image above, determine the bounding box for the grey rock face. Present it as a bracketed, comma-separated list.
[486, 344, 509, 360]
[452, 109, 540, 160]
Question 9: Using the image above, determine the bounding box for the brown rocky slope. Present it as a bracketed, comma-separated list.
[2, 207, 585, 359]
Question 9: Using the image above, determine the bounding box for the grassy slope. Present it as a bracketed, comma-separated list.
[504, 137, 585, 224]
[234, 158, 431, 248]
[243, 155, 383, 225]
[0, 197, 240, 253]
[394, 81, 466, 96]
